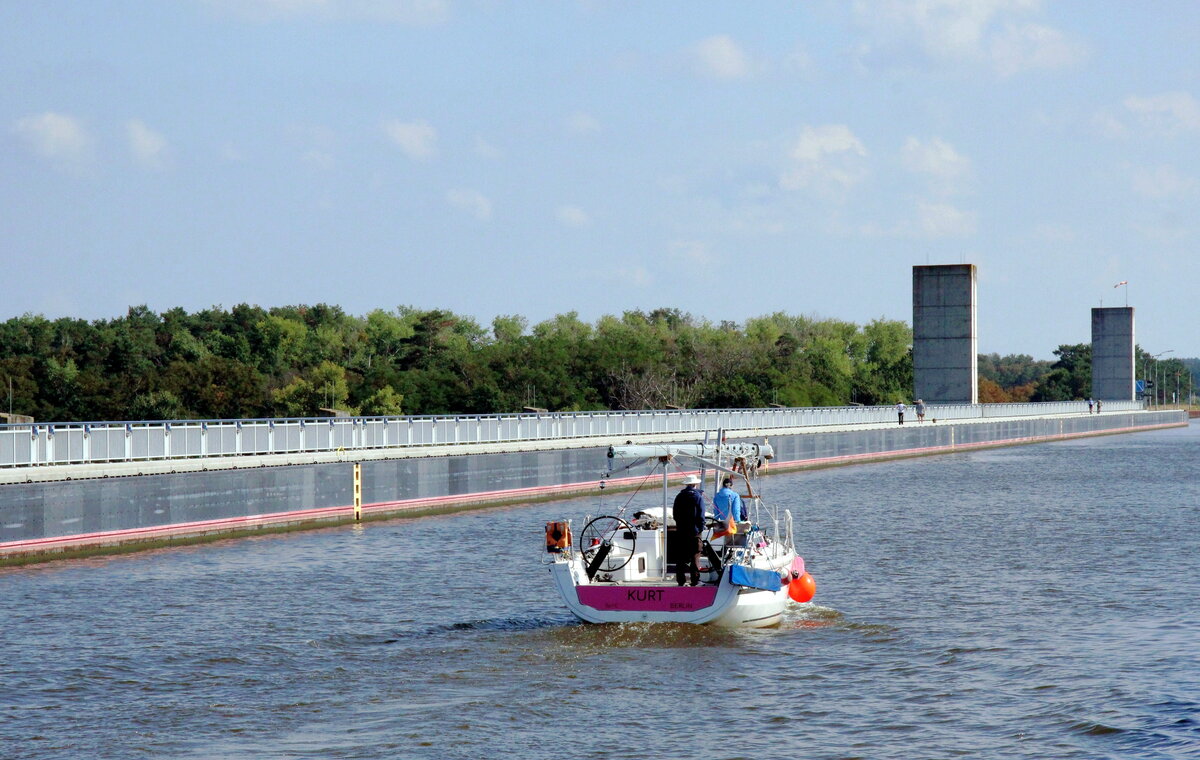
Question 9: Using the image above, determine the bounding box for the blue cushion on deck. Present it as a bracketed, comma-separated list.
[729, 564, 782, 592]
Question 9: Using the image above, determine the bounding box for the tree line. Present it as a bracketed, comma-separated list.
[0, 305, 1190, 422]
[0, 305, 913, 422]
[979, 345, 1196, 404]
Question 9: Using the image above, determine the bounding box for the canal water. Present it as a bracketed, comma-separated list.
[3, 424, 1198, 760]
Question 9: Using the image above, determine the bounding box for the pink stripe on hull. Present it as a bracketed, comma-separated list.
[577, 585, 718, 612]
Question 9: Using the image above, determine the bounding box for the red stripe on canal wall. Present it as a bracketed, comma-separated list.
[0, 504, 355, 555]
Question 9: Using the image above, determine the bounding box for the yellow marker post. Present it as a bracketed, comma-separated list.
[353, 462, 362, 521]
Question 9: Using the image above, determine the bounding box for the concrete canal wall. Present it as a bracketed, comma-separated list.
[0, 409, 1185, 562]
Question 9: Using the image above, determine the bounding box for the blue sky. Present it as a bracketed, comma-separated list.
[4, 1, 1199, 359]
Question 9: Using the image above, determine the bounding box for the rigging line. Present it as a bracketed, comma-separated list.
[611, 463, 662, 519]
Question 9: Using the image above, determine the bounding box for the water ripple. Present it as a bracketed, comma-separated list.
[3, 425, 1199, 760]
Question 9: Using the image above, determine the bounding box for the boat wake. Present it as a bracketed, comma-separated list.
[534, 620, 746, 649]
[782, 602, 843, 627]
[439, 613, 580, 633]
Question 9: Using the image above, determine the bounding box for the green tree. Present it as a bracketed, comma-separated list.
[273, 361, 356, 417]
[1032, 344, 1091, 401]
[130, 390, 187, 420]
[361, 385, 404, 415]
[254, 314, 308, 375]
[491, 314, 527, 343]
[43, 357, 83, 419]
[853, 319, 913, 404]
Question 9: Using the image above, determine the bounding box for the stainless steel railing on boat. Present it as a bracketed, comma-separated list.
[0, 400, 1145, 469]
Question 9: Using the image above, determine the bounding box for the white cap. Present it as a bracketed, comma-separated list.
[681, 475, 702, 485]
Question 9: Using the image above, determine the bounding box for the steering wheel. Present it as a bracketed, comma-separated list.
[579, 515, 636, 573]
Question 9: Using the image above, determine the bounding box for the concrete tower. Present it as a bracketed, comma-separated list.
[913, 264, 978, 404]
[1091, 307, 1135, 401]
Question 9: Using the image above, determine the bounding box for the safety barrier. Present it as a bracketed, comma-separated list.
[0, 400, 1145, 469]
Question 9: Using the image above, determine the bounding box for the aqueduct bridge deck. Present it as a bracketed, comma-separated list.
[0, 401, 1184, 561]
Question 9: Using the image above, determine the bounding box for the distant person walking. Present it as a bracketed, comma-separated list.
[1096, 399, 1102, 414]
[1087, 398, 1094, 414]
[896, 401, 906, 425]
[915, 399, 926, 423]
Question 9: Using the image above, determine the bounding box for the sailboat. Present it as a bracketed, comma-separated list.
[543, 437, 816, 627]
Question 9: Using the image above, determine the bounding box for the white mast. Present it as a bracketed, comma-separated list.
[660, 465, 669, 580]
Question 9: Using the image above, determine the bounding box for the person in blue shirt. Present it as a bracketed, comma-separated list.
[712, 477, 746, 524]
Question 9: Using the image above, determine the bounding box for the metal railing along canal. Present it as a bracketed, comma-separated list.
[0, 400, 1144, 469]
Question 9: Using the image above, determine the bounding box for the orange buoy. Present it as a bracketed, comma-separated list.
[788, 572, 816, 603]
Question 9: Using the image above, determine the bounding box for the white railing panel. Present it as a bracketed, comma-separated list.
[0, 429, 21, 466]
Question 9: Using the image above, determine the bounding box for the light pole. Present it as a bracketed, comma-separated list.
[1152, 351, 1173, 407]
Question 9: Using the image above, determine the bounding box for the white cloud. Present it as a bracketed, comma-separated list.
[855, 0, 1028, 56]
[1123, 92, 1200, 136]
[692, 35, 751, 80]
[12, 112, 91, 163]
[1131, 165, 1194, 199]
[990, 22, 1086, 77]
[853, 0, 1083, 76]
[126, 119, 170, 170]
[206, 0, 448, 24]
[556, 205, 591, 227]
[383, 119, 437, 160]
[1091, 110, 1129, 139]
[446, 188, 492, 221]
[917, 201, 976, 238]
[286, 124, 337, 169]
[780, 124, 868, 192]
[901, 136, 969, 178]
[789, 124, 866, 163]
[567, 111, 601, 135]
[901, 136, 971, 192]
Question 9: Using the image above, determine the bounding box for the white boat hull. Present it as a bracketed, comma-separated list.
[549, 551, 794, 628]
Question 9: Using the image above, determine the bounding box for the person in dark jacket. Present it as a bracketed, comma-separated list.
[672, 474, 704, 586]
